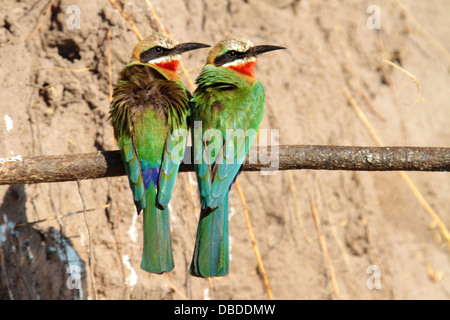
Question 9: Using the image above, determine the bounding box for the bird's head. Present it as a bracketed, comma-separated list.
[206, 38, 286, 78]
[131, 33, 210, 73]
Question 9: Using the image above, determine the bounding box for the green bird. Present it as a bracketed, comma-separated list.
[109, 33, 209, 274]
[190, 38, 285, 277]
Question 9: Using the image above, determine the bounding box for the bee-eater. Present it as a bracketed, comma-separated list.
[109, 33, 209, 274]
[190, 38, 285, 277]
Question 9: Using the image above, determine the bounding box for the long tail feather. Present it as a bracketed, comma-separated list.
[190, 192, 229, 277]
[141, 186, 174, 273]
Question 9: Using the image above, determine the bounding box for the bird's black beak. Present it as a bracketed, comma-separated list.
[248, 45, 286, 57]
[172, 42, 211, 55]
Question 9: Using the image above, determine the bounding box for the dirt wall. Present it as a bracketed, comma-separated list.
[0, 0, 449, 299]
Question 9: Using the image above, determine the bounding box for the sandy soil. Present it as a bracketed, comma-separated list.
[0, 0, 449, 300]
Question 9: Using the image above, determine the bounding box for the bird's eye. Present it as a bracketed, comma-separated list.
[154, 46, 163, 53]
[227, 51, 237, 57]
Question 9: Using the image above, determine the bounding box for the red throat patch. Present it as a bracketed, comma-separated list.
[155, 59, 180, 72]
[227, 61, 257, 78]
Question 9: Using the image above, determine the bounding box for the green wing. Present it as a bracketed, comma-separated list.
[157, 128, 188, 208]
[119, 134, 146, 211]
[195, 81, 265, 209]
[110, 83, 147, 211]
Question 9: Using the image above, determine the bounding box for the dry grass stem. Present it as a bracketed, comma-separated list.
[25, 0, 55, 43]
[109, 0, 143, 41]
[287, 172, 312, 243]
[166, 274, 189, 300]
[343, 84, 450, 247]
[309, 189, 340, 299]
[235, 181, 274, 300]
[77, 180, 99, 300]
[32, 66, 92, 73]
[382, 59, 422, 103]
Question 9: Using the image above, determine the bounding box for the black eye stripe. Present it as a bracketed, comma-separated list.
[214, 50, 247, 66]
[139, 46, 170, 63]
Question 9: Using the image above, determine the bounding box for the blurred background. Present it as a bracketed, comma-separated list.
[0, 0, 449, 299]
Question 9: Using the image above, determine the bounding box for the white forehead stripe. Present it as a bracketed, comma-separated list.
[160, 38, 176, 49]
[223, 38, 254, 53]
[150, 34, 178, 49]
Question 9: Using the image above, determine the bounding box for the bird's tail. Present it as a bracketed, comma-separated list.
[141, 186, 174, 273]
[190, 192, 229, 277]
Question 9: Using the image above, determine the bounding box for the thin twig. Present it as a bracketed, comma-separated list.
[107, 28, 113, 102]
[145, 0, 167, 34]
[208, 278, 214, 299]
[25, 0, 55, 43]
[166, 274, 189, 300]
[77, 180, 98, 300]
[343, 85, 450, 247]
[235, 181, 274, 300]
[343, 86, 383, 146]
[0, 244, 13, 299]
[382, 59, 422, 103]
[15, 204, 110, 228]
[109, 0, 143, 40]
[390, 0, 450, 66]
[309, 189, 340, 299]
[31, 66, 92, 73]
[358, 84, 386, 122]
[359, 210, 393, 299]
[287, 172, 312, 243]
[315, 174, 355, 296]
[398, 171, 450, 245]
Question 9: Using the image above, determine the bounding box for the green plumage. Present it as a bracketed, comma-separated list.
[190, 64, 266, 277]
[109, 62, 189, 274]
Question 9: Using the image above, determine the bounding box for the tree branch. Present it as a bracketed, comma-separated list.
[0, 145, 448, 185]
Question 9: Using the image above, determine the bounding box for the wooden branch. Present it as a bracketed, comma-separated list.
[0, 145, 449, 185]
